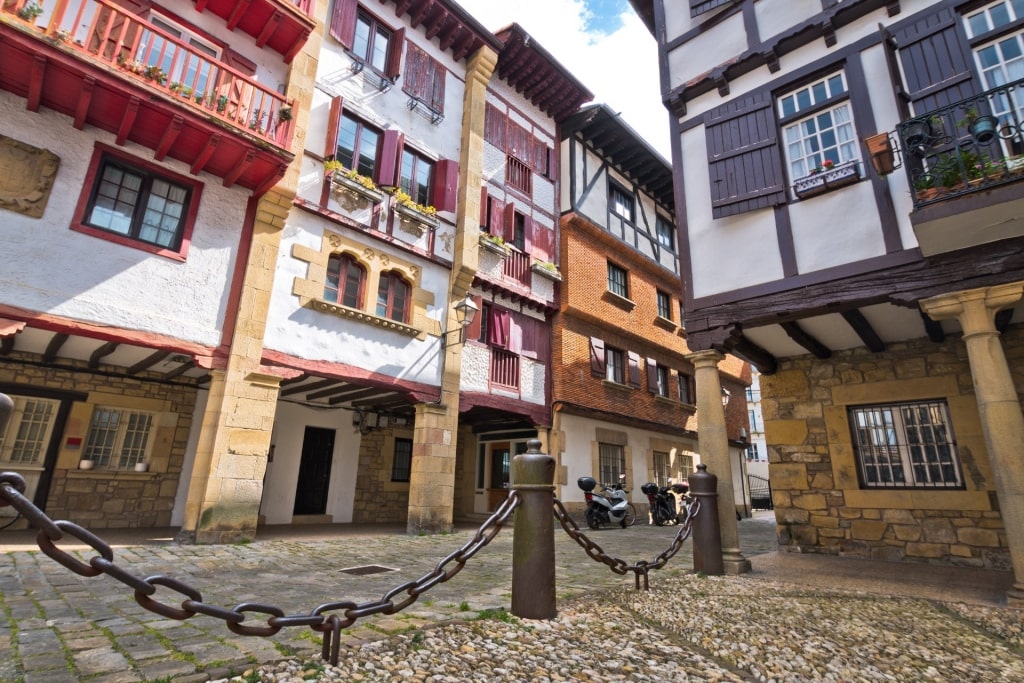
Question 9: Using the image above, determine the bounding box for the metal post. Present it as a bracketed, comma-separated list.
[689, 464, 724, 575]
[510, 438, 556, 619]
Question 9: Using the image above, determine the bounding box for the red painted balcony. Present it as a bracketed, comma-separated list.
[193, 0, 315, 63]
[0, 0, 294, 194]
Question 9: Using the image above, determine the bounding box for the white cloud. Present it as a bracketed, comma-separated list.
[456, 0, 671, 160]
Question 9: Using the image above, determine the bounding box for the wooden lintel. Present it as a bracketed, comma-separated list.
[284, 31, 310, 63]
[424, 15, 446, 40]
[919, 310, 945, 343]
[88, 341, 119, 369]
[725, 332, 778, 375]
[27, 55, 47, 112]
[841, 309, 885, 352]
[154, 116, 183, 161]
[394, 0, 412, 17]
[256, 11, 283, 48]
[409, 0, 435, 28]
[190, 134, 221, 176]
[279, 373, 310, 387]
[780, 321, 831, 359]
[995, 308, 1014, 334]
[42, 333, 69, 363]
[74, 76, 95, 129]
[116, 97, 140, 146]
[127, 350, 170, 375]
[439, 23, 462, 51]
[223, 149, 256, 188]
[226, 0, 251, 30]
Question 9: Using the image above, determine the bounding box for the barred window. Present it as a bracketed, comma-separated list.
[391, 437, 412, 482]
[849, 401, 963, 489]
[653, 451, 671, 487]
[83, 407, 155, 469]
[0, 396, 59, 465]
[607, 262, 629, 298]
[598, 442, 625, 484]
[676, 451, 695, 480]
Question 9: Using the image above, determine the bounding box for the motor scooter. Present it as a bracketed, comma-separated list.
[641, 480, 691, 525]
[577, 474, 631, 529]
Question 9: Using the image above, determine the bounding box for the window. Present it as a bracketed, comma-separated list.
[400, 148, 433, 207]
[598, 442, 625, 484]
[779, 73, 859, 180]
[653, 364, 670, 397]
[402, 41, 446, 114]
[849, 401, 964, 489]
[748, 409, 759, 432]
[655, 216, 675, 251]
[676, 451, 695, 480]
[325, 253, 366, 308]
[391, 437, 412, 482]
[678, 373, 693, 404]
[140, 14, 221, 97]
[376, 271, 410, 322]
[653, 451, 671, 487]
[965, 1, 1024, 154]
[329, 0, 404, 80]
[506, 156, 533, 195]
[0, 396, 59, 465]
[336, 113, 382, 178]
[746, 443, 760, 461]
[353, 11, 391, 72]
[610, 183, 634, 221]
[605, 346, 625, 384]
[83, 407, 154, 469]
[512, 211, 526, 251]
[607, 262, 629, 298]
[656, 290, 672, 320]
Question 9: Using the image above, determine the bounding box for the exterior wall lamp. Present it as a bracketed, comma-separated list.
[721, 386, 732, 408]
[444, 294, 479, 346]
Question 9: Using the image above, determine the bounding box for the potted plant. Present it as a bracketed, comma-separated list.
[391, 189, 438, 232]
[16, 1, 43, 21]
[329, 164, 384, 204]
[479, 232, 509, 255]
[912, 174, 940, 202]
[133, 462, 149, 472]
[78, 458, 95, 470]
[530, 259, 562, 281]
[278, 106, 293, 122]
[958, 107, 998, 145]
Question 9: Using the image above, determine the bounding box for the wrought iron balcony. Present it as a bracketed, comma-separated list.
[897, 78, 1024, 209]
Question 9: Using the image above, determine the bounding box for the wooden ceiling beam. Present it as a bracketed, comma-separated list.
[127, 349, 170, 375]
[88, 342, 119, 369]
[780, 321, 831, 358]
[842, 309, 885, 352]
[919, 310, 945, 343]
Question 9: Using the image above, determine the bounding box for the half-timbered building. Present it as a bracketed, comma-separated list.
[633, 0, 1024, 601]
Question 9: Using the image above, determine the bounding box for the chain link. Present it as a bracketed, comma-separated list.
[0, 474, 521, 666]
[552, 497, 699, 590]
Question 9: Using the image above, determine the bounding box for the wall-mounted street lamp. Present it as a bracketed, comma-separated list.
[721, 386, 731, 408]
[444, 293, 479, 347]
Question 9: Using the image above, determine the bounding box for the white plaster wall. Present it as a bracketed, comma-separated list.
[259, 401, 362, 524]
[576, 146, 610, 224]
[0, 96, 245, 347]
[263, 210, 447, 384]
[682, 125, 786, 298]
[667, 13, 747, 91]
[755, 0, 823, 45]
[789, 180, 887, 272]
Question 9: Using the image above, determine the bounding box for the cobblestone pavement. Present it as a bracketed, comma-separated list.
[1, 511, 1020, 682]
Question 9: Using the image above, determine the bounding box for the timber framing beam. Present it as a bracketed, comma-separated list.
[842, 310, 885, 352]
[780, 321, 831, 358]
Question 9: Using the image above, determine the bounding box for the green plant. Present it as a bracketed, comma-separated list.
[475, 608, 515, 623]
[249, 109, 265, 130]
[458, 601, 470, 611]
[17, 2, 43, 21]
[481, 232, 505, 246]
[216, 95, 229, 113]
[143, 65, 166, 84]
[341, 167, 379, 191]
[810, 158, 835, 174]
[324, 159, 344, 174]
[392, 189, 437, 216]
[533, 259, 558, 273]
[278, 106, 293, 122]
[169, 82, 182, 93]
[194, 91, 206, 104]
[957, 107, 980, 128]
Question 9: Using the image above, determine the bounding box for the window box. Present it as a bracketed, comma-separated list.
[393, 201, 438, 235]
[531, 261, 562, 282]
[793, 161, 861, 199]
[480, 233, 509, 256]
[331, 169, 385, 205]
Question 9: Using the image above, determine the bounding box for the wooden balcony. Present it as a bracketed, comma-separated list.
[0, 0, 295, 194]
[193, 0, 314, 63]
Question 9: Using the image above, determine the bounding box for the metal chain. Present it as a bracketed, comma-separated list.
[0, 472, 520, 666]
[552, 496, 700, 590]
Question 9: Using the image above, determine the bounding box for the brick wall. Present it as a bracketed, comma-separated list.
[763, 326, 1021, 570]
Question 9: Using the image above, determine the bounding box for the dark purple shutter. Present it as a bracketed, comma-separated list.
[374, 129, 400, 187]
[589, 337, 605, 377]
[324, 96, 344, 160]
[485, 103, 506, 149]
[628, 352, 641, 388]
[430, 159, 458, 212]
[330, 0, 357, 48]
[386, 27, 405, 81]
[222, 48, 256, 76]
[893, 8, 976, 113]
[705, 90, 785, 219]
[691, 0, 733, 18]
[646, 358, 658, 394]
[488, 308, 509, 348]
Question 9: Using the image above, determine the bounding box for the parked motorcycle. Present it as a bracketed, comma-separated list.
[641, 480, 691, 525]
[578, 474, 632, 529]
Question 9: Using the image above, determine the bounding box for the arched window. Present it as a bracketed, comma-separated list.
[325, 253, 366, 308]
[376, 271, 410, 322]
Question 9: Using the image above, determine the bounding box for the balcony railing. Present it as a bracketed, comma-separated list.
[897, 77, 1024, 209]
[502, 247, 530, 285]
[4, 0, 293, 147]
[489, 347, 520, 390]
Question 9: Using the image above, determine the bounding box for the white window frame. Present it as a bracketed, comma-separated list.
[598, 442, 625, 484]
[778, 72, 860, 182]
[965, 1, 1024, 157]
[0, 396, 60, 466]
[83, 407, 156, 469]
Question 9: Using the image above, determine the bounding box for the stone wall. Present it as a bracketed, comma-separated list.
[762, 325, 1020, 570]
[350, 428, 412, 524]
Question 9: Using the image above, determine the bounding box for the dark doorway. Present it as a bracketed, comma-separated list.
[293, 426, 335, 515]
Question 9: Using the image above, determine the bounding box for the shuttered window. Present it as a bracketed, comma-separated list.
[893, 7, 977, 114]
[705, 91, 785, 219]
[484, 103, 552, 174]
[691, 0, 734, 18]
[403, 41, 446, 114]
[330, 1, 404, 80]
[778, 73, 859, 180]
[964, 1, 1024, 144]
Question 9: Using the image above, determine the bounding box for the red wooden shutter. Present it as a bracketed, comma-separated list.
[386, 27, 406, 81]
[221, 48, 256, 76]
[589, 338, 605, 377]
[402, 40, 424, 99]
[465, 295, 482, 342]
[489, 198, 504, 236]
[705, 90, 785, 219]
[330, 0, 357, 48]
[430, 159, 458, 212]
[628, 352, 641, 388]
[503, 202, 517, 243]
[531, 224, 552, 262]
[485, 103, 506, 149]
[375, 129, 401, 187]
[646, 358, 658, 394]
[480, 185, 488, 226]
[893, 8, 976, 114]
[324, 95, 344, 159]
[430, 61, 446, 113]
[546, 146, 557, 180]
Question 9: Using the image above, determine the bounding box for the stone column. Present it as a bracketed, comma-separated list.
[920, 282, 1024, 605]
[688, 349, 751, 574]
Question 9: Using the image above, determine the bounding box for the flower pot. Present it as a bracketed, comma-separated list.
[969, 115, 998, 145]
[78, 459, 95, 470]
[134, 462, 149, 472]
[902, 118, 933, 147]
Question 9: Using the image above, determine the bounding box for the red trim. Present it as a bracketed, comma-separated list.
[261, 349, 440, 402]
[69, 142, 203, 261]
[458, 391, 550, 426]
[219, 196, 258, 352]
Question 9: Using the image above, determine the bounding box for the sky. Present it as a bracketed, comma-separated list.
[455, 0, 671, 160]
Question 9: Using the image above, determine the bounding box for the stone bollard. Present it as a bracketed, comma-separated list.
[510, 438, 557, 619]
[689, 463, 724, 576]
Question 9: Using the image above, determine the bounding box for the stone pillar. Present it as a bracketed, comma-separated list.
[920, 282, 1024, 605]
[406, 46, 496, 534]
[688, 349, 751, 574]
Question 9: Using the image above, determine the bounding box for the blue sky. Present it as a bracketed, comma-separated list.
[456, 0, 669, 159]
